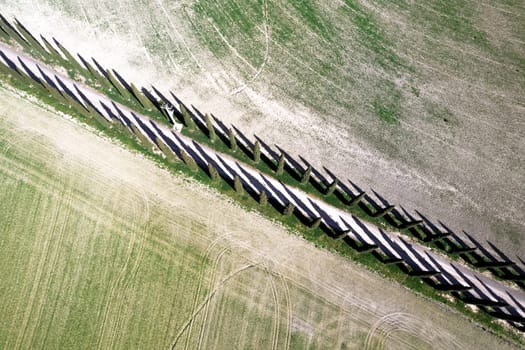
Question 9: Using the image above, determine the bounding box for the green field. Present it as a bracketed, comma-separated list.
[0, 86, 520, 349]
[0, 91, 294, 349]
[0, 0, 524, 347]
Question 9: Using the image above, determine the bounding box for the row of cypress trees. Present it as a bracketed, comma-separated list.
[2, 13, 524, 290]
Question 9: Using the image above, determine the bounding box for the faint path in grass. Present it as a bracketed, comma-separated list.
[278, 273, 292, 350]
[362, 311, 464, 350]
[95, 190, 150, 350]
[230, 0, 270, 95]
[154, 0, 203, 70]
[168, 263, 259, 350]
[183, 231, 232, 350]
[193, 246, 231, 350]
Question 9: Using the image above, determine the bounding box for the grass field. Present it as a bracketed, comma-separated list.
[0, 86, 521, 349]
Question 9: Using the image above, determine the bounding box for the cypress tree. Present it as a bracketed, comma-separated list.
[105, 68, 127, 96]
[156, 136, 178, 163]
[276, 153, 285, 175]
[40, 35, 65, 62]
[180, 149, 198, 172]
[301, 165, 312, 185]
[41, 80, 62, 101]
[180, 104, 195, 131]
[207, 162, 219, 181]
[130, 123, 152, 148]
[130, 82, 154, 110]
[0, 25, 10, 41]
[53, 38, 86, 73]
[62, 92, 89, 116]
[399, 220, 423, 230]
[283, 202, 295, 216]
[335, 230, 349, 240]
[112, 119, 129, 134]
[14, 20, 48, 58]
[79, 55, 108, 88]
[259, 190, 268, 206]
[309, 217, 322, 230]
[325, 179, 338, 196]
[228, 128, 237, 151]
[348, 191, 366, 206]
[253, 140, 261, 163]
[0, 16, 29, 49]
[234, 175, 244, 195]
[372, 205, 395, 218]
[0, 61, 15, 77]
[81, 97, 101, 119]
[205, 113, 216, 142]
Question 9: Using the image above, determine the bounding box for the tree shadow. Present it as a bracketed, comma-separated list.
[275, 145, 303, 181]
[391, 238, 439, 276]
[368, 229, 403, 264]
[36, 64, 62, 93]
[340, 216, 378, 252]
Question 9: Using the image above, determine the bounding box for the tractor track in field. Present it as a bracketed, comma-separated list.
[264, 265, 281, 350]
[169, 262, 259, 350]
[26, 182, 73, 349]
[95, 190, 150, 350]
[230, 0, 270, 95]
[194, 245, 231, 350]
[183, 232, 231, 350]
[11, 171, 67, 350]
[277, 272, 292, 350]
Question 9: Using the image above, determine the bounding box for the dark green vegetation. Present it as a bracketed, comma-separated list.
[192, 0, 409, 124]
